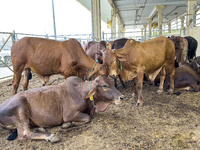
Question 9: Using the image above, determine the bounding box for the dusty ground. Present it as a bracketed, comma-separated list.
[0, 74, 200, 150]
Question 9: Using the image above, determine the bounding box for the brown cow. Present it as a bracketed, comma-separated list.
[0, 75, 124, 142]
[11, 37, 108, 94]
[84, 41, 107, 64]
[169, 35, 189, 66]
[164, 60, 200, 91]
[103, 36, 175, 106]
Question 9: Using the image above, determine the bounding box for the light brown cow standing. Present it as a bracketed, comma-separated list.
[11, 37, 108, 95]
[103, 36, 175, 106]
[0, 75, 124, 142]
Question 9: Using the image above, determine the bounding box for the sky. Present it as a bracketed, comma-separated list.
[0, 0, 110, 36]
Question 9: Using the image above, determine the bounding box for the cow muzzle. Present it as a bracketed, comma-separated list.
[115, 95, 125, 105]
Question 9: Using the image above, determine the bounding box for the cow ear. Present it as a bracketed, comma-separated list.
[86, 87, 96, 99]
[118, 57, 127, 62]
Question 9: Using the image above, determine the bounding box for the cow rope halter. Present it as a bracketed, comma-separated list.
[89, 81, 95, 108]
[88, 60, 98, 79]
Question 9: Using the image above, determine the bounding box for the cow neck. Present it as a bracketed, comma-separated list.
[80, 54, 98, 71]
[88, 60, 98, 79]
[83, 81, 96, 108]
[114, 50, 123, 70]
[89, 81, 95, 107]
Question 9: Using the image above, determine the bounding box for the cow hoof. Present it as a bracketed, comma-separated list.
[36, 127, 45, 132]
[136, 101, 143, 106]
[156, 89, 163, 94]
[61, 122, 73, 129]
[167, 89, 173, 95]
[132, 93, 137, 97]
[49, 134, 60, 143]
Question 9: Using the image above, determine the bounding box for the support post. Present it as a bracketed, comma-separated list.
[143, 25, 147, 41]
[180, 16, 185, 30]
[156, 5, 165, 36]
[52, 0, 57, 40]
[147, 18, 152, 38]
[141, 28, 144, 41]
[111, 8, 117, 40]
[187, 0, 196, 28]
[118, 21, 122, 38]
[122, 27, 126, 38]
[91, 0, 101, 41]
[168, 20, 171, 33]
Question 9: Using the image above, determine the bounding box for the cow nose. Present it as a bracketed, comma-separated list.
[120, 95, 125, 101]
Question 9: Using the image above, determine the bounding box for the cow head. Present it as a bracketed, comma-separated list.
[95, 51, 103, 64]
[90, 63, 108, 79]
[86, 75, 125, 112]
[103, 49, 120, 79]
[169, 36, 188, 66]
[189, 57, 200, 75]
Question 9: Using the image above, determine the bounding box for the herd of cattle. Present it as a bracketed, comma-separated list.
[0, 35, 199, 142]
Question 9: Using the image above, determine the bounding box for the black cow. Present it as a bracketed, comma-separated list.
[184, 36, 198, 60]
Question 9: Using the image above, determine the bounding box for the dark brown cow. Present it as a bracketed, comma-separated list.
[164, 60, 200, 91]
[0, 75, 124, 142]
[84, 41, 107, 64]
[169, 35, 189, 66]
[103, 36, 175, 106]
[11, 37, 108, 94]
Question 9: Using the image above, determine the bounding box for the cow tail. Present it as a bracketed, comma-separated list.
[7, 129, 18, 141]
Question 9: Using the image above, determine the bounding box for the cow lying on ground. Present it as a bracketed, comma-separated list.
[11, 37, 108, 94]
[103, 36, 175, 106]
[0, 75, 124, 142]
[84, 41, 107, 64]
[164, 60, 200, 91]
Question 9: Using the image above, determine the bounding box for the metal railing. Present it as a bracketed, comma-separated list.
[1, 3, 200, 80]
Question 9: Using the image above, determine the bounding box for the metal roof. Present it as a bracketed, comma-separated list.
[77, 0, 200, 29]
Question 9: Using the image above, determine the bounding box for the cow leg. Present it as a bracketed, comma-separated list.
[114, 78, 118, 88]
[36, 74, 50, 86]
[190, 83, 200, 92]
[63, 112, 91, 127]
[157, 66, 166, 94]
[22, 69, 30, 91]
[12, 65, 24, 95]
[136, 69, 144, 106]
[132, 78, 138, 97]
[168, 66, 175, 94]
[15, 100, 59, 142]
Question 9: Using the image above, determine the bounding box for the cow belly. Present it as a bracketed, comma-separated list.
[30, 115, 63, 128]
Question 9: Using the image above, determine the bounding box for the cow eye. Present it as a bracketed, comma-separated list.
[102, 85, 108, 89]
